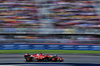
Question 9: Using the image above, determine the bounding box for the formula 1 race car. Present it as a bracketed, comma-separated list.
[24, 53, 63, 62]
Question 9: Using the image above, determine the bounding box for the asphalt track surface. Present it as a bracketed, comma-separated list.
[0, 54, 100, 64]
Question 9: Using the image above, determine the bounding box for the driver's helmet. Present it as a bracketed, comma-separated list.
[37, 53, 42, 56]
[37, 54, 39, 56]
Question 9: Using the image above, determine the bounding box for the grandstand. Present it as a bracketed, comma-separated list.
[0, 0, 100, 45]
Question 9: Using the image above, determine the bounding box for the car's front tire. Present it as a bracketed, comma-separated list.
[51, 57, 57, 62]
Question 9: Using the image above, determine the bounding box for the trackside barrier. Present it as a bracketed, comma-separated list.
[0, 44, 100, 50]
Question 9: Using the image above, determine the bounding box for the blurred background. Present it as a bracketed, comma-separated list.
[0, 0, 100, 65]
[0, 0, 100, 45]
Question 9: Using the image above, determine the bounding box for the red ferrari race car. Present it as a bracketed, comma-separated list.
[24, 53, 63, 62]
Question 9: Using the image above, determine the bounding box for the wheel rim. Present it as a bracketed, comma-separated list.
[26, 57, 30, 61]
[52, 58, 55, 61]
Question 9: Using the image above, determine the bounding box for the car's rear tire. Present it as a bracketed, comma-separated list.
[26, 56, 32, 62]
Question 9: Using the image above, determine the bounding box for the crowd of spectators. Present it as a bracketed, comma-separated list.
[0, 0, 99, 29]
[0, 0, 100, 44]
[0, 0, 40, 28]
[41, 0, 100, 28]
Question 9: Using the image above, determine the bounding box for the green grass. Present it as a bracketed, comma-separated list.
[0, 50, 100, 54]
